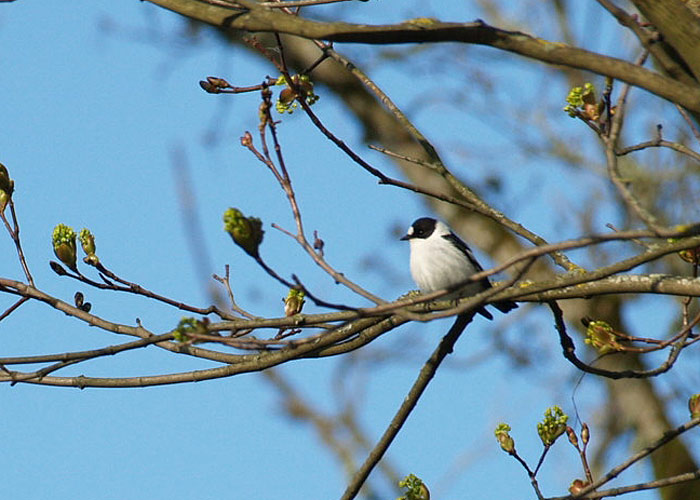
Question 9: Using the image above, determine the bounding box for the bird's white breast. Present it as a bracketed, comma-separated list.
[408, 236, 485, 296]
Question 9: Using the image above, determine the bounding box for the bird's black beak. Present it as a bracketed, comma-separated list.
[400, 234, 411, 241]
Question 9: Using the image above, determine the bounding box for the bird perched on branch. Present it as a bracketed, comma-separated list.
[401, 217, 517, 320]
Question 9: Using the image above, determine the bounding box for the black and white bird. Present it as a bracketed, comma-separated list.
[401, 217, 517, 320]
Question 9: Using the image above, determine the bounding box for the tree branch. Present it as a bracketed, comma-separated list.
[339, 312, 474, 500]
[145, 0, 700, 112]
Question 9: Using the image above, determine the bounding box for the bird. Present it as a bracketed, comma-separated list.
[401, 217, 517, 320]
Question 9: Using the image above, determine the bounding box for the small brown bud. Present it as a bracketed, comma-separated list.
[568, 479, 589, 495]
[581, 423, 590, 445]
[199, 80, 218, 93]
[206, 76, 230, 88]
[240, 132, 253, 148]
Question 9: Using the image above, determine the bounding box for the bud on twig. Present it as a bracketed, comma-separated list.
[79, 228, 99, 265]
[52, 223, 78, 271]
[583, 318, 623, 353]
[199, 76, 231, 93]
[273, 74, 319, 114]
[537, 406, 569, 446]
[173, 317, 208, 343]
[74, 291, 92, 312]
[563, 82, 597, 120]
[689, 394, 700, 419]
[494, 423, 516, 454]
[581, 423, 590, 445]
[49, 260, 68, 276]
[569, 479, 589, 495]
[667, 227, 700, 265]
[223, 208, 264, 258]
[0, 162, 14, 213]
[283, 288, 306, 317]
[398, 474, 430, 500]
[240, 132, 253, 148]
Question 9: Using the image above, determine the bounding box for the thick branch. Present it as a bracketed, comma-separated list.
[146, 0, 700, 113]
[630, 0, 700, 81]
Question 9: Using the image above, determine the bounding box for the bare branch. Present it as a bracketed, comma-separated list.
[340, 312, 475, 500]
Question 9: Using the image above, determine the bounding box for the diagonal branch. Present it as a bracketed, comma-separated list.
[339, 312, 475, 500]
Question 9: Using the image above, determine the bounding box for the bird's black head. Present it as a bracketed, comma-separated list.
[400, 217, 437, 241]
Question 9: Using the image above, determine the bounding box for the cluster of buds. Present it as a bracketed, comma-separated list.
[581, 317, 623, 354]
[566, 422, 590, 449]
[537, 406, 569, 446]
[494, 422, 516, 454]
[568, 478, 591, 495]
[564, 83, 605, 121]
[283, 288, 306, 317]
[397, 474, 430, 500]
[74, 291, 92, 313]
[173, 317, 209, 343]
[274, 74, 319, 114]
[52, 224, 101, 272]
[223, 208, 264, 258]
[199, 76, 232, 94]
[52, 224, 78, 271]
[0, 163, 14, 214]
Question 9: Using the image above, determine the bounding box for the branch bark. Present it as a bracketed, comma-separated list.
[630, 0, 700, 81]
[145, 0, 700, 112]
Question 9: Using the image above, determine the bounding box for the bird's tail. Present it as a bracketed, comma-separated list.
[494, 300, 518, 314]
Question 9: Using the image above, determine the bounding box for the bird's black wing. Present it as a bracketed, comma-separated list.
[442, 232, 493, 319]
[443, 232, 518, 316]
[442, 232, 489, 283]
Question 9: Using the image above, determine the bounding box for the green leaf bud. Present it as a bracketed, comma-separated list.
[223, 208, 264, 258]
[564, 83, 597, 119]
[689, 394, 700, 419]
[52, 223, 78, 271]
[79, 228, 99, 265]
[397, 474, 429, 500]
[284, 288, 306, 317]
[667, 226, 700, 264]
[274, 74, 319, 114]
[494, 422, 515, 454]
[0, 162, 14, 213]
[173, 317, 208, 343]
[537, 406, 569, 446]
[583, 318, 623, 354]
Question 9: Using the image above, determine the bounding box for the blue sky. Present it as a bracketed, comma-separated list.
[1, 1, 696, 499]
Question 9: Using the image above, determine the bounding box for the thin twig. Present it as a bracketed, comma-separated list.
[212, 264, 259, 319]
[675, 104, 700, 144]
[545, 417, 700, 499]
[548, 301, 692, 379]
[603, 50, 664, 232]
[0, 296, 29, 322]
[617, 138, 700, 163]
[339, 312, 475, 500]
[1, 201, 34, 285]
